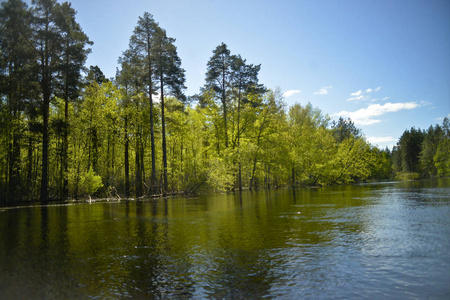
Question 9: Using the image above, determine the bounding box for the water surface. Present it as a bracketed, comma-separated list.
[1, 179, 449, 299]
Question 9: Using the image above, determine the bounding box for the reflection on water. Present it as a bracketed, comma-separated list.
[0, 179, 449, 299]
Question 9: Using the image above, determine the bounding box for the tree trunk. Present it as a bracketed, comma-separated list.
[40, 93, 49, 202]
[135, 127, 142, 197]
[92, 128, 99, 172]
[237, 89, 242, 191]
[160, 73, 168, 194]
[40, 13, 50, 202]
[27, 137, 33, 195]
[62, 69, 69, 199]
[292, 167, 295, 187]
[140, 138, 145, 189]
[222, 69, 228, 148]
[249, 156, 257, 190]
[106, 133, 111, 185]
[8, 94, 21, 200]
[149, 61, 157, 195]
[61, 108, 68, 198]
[124, 117, 130, 197]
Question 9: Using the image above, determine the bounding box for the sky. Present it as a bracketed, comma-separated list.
[58, 0, 450, 149]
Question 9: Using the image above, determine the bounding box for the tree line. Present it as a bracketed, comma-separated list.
[1, 0, 448, 203]
[392, 118, 449, 179]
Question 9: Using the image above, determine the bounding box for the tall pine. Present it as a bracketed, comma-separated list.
[153, 27, 186, 194]
[128, 12, 159, 194]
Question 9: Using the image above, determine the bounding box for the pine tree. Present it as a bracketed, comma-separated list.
[204, 43, 233, 149]
[230, 54, 264, 190]
[128, 12, 159, 194]
[55, 2, 91, 199]
[0, 0, 34, 201]
[153, 27, 186, 194]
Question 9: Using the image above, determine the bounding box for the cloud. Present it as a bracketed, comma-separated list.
[350, 90, 363, 97]
[314, 86, 332, 95]
[283, 89, 301, 98]
[335, 102, 419, 125]
[419, 100, 432, 106]
[367, 136, 397, 144]
[347, 95, 365, 102]
[347, 87, 381, 101]
[153, 93, 161, 103]
[436, 113, 450, 121]
[367, 136, 398, 149]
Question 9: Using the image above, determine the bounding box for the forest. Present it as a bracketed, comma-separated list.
[1, 0, 449, 203]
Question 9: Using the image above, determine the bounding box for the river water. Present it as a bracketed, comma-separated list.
[1, 179, 449, 299]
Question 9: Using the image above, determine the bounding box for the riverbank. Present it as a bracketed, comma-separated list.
[2, 177, 449, 209]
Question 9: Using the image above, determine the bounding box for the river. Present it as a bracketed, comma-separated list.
[1, 179, 449, 299]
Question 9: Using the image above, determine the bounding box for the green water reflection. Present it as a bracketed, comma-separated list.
[1, 179, 449, 299]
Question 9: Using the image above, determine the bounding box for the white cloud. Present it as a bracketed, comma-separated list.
[347, 86, 382, 102]
[283, 89, 301, 98]
[350, 90, 363, 97]
[367, 136, 397, 149]
[153, 93, 161, 103]
[314, 86, 332, 95]
[367, 136, 397, 144]
[419, 100, 432, 106]
[436, 113, 450, 121]
[336, 102, 419, 125]
[347, 95, 365, 102]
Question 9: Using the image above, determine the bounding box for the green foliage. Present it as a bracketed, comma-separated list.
[287, 102, 336, 186]
[330, 137, 375, 184]
[393, 118, 449, 179]
[370, 148, 393, 179]
[4, 2, 447, 203]
[434, 137, 450, 177]
[419, 125, 443, 176]
[86, 65, 109, 85]
[331, 117, 362, 143]
[205, 156, 235, 192]
[78, 167, 103, 197]
[0, 0, 91, 202]
[395, 172, 420, 181]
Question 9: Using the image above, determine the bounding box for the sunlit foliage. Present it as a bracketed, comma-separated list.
[1, 1, 446, 203]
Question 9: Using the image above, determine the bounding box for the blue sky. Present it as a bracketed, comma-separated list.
[68, 0, 449, 149]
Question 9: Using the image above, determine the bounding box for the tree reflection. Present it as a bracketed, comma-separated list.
[4, 183, 443, 298]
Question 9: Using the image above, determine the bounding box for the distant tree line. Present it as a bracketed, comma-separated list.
[0, 0, 447, 204]
[392, 117, 450, 179]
